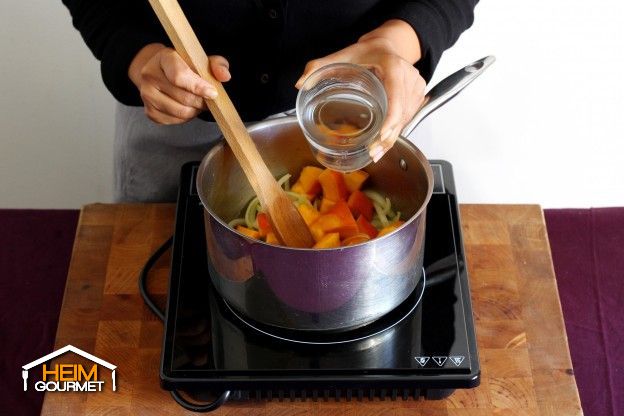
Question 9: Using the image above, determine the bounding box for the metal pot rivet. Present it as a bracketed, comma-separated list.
[400, 159, 408, 171]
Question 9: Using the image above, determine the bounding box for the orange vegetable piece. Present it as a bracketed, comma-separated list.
[356, 215, 378, 239]
[296, 166, 323, 196]
[342, 233, 371, 246]
[318, 169, 349, 202]
[316, 123, 337, 138]
[334, 123, 361, 136]
[377, 220, 405, 238]
[309, 223, 326, 243]
[309, 201, 366, 242]
[265, 232, 280, 245]
[236, 225, 261, 240]
[311, 214, 342, 231]
[344, 170, 369, 193]
[347, 190, 374, 221]
[317, 123, 359, 139]
[291, 182, 305, 194]
[319, 198, 336, 214]
[256, 212, 272, 238]
[291, 182, 316, 201]
[327, 200, 359, 239]
[313, 232, 341, 249]
[308, 213, 345, 242]
[297, 203, 320, 226]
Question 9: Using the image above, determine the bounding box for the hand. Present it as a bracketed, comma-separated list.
[129, 44, 231, 124]
[296, 21, 425, 162]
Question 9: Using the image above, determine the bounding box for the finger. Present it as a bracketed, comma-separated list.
[156, 81, 206, 110]
[209, 55, 231, 82]
[371, 68, 426, 161]
[143, 86, 201, 121]
[398, 69, 427, 136]
[295, 58, 328, 89]
[388, 124, 403, 146]
[144, 103, 189, 125]
[369, 125, 401, 163]
[407, 72, 426, 122]
[379, 62, 405, 142]
[368, 138, 385, 162]
[160, 50, 217, 99]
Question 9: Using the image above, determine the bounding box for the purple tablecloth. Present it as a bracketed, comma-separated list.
[0, 207, 622, 415]
[0, 210, 79, 416]
[545, 208, 624, 416]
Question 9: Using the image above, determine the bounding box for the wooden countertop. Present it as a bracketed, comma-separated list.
[41, 203, 583, 415]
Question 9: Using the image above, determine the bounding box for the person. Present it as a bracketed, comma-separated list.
[62, 1, 478, 202]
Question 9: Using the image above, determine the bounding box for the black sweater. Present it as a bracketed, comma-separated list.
[62, 0, 478, 122]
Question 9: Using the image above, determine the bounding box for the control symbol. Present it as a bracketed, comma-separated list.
[432, 356, 447, 366]
[449, 356, 465, 366]
[414, 356, 430, 366]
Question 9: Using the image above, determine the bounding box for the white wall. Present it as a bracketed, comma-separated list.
[414, 0, 624, 207]
[0, 0, 115, 209]
[1, 0, 623, 208]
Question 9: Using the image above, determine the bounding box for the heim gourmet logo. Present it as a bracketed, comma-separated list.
[22, 345, 116, 392]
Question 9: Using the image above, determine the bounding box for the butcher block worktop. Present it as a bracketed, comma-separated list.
[41, 203, 582, 415]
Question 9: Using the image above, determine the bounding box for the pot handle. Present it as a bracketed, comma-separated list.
[401, 56, 496, 138]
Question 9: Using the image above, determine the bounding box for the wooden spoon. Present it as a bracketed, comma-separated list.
[148, 0, 314, 248]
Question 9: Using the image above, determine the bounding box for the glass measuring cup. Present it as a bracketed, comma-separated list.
[296, 63, 387, 172]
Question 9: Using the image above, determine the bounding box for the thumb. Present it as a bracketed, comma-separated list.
[295, 58, 329, 89]
[209, 55, 231, 82]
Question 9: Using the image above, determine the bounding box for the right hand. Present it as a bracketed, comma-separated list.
[129, 44, 231, 124]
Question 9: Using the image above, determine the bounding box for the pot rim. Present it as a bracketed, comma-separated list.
[196, 116, 434, 251]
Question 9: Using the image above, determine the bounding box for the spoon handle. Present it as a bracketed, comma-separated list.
[401, 56, 496, 137]
[148, 0, 314, 247]
[147, 0, 272, 191]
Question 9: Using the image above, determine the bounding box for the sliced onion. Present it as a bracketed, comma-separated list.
[228, 218, 247, 228]
[392, 211, 401, 222]
[384, 197, 392, 213]
[286, 191, 311, 206]
[277, 173, 291, 191]
[373, 201, 389, 227]
[363, 190, 386, 207]
[342, 233, 371, 246]
[244, 196, 260, 228]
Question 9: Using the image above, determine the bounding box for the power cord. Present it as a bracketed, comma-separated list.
[138, 236, 172, 322]
[138, 235, 231, 412]
[171, 389, 231, 412]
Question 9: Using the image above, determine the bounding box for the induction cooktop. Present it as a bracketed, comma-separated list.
[159, 160, 479, 410]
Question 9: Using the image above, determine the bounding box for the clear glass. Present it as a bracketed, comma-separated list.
[296, 63, 387, 172]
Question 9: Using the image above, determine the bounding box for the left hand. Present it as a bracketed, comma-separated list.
[296, 35, 426, 162]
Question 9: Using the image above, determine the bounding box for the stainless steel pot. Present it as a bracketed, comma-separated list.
[196, 56, 494, 332]
[197, 116, 431, 331]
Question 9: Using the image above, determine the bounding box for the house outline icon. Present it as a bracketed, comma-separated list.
[22, 345, 116, 392]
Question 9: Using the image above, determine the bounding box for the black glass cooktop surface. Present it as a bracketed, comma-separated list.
[161, 160, 479, 397]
